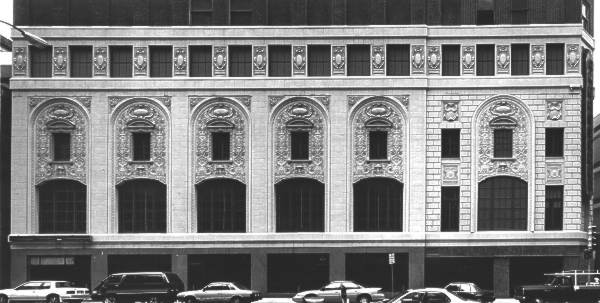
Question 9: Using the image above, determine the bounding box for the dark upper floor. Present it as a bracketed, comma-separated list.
[13, 0, 594, 35]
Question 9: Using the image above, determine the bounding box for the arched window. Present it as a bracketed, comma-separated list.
[118, 179, 166, 233]
[276, 178, 324, 232]
[38, 180, 86, 233]
[353, 178, 403, 231]
[197, 179, 246, 232]
[478, 176, 527, 231]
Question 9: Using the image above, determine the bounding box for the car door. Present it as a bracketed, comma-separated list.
[423, 292, 450, 303]
[198, 285, 219, 302]
[35, 282, 52, 301]
[12, 283, 39, 301]
[398, 291, 425, 303]
[319, 283, 341, 303]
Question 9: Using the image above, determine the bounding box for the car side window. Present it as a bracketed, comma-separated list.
[341, 282, 360, 289]
[39, 283, 51, 290]
[16, 283, 41, 290]
[424, 292, 449, 303]
[121, 275, 143, 287]
[400, 291, 424, 303]
[445, 285, 459, 292]
[324, 283, 342, 290]
[145, 275, 166, 285]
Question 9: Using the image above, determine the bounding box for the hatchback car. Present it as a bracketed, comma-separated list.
[0, 281, 89, 303]
[176, 282, 261, 303]
[91, 272, 184, 303]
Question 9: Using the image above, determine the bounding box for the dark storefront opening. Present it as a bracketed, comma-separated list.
[267, 254, 329, 293]
[425, 258, 493, 290]
[346, 253, 408, 292]
[28, 256, 91, 288]
[188, 254, 251, 290]
[509, 257, 563, 295]
[107, 254, 171, 274]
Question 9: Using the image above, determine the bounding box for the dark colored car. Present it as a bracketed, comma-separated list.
[91, 272, 185, 303]
[444, 282, 495, 303]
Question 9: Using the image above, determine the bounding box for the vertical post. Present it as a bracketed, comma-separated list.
[390, 263, 394, 295]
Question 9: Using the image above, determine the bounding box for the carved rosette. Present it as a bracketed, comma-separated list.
[496, 45, 510, 74]
[213, 46, 227, 76]
[195, 102, 246, 184]
[253, 46, 267, 76]
[94, 47, 108, 76]
[133, 47, 147, 76]
[442, 100, 459, 122]
[114, 102, 167, 184]
[546, 100, 563, 121]
[531, 45, 545, 74]
[273, 101, 325, 183]
[12, 47, 27, 76]
[546, 163, 563, 184]
[352, 101, 404, 183]
[566, 44, 580, 73]
[462, 46, 475, 74]
[332, 46, 345, 75]
[372, 45, 385, 74]
[34, 102, 87, 185]
[427, 46, 440, 74]
[53, 47, 67, 76]
[477, 100, 529, 181]
[173, 47, 187, 76]
[442, 163, 459, 185]
[293, 46, 306, 75]
[411, 45, 425, 74]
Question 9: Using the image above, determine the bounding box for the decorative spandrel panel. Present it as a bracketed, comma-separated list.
[12, 47, 27, 76]
[114, 101, 167, 184]
[273, 100, 325, 183]
[352, 101, 404, 183]
[194, 102, 247, 184]
[34, 102, 87, 185]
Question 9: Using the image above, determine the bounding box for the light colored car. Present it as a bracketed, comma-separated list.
[0, 281, 90, 303]
[176, 282, 261, 303]
[390, 288, 479, 303]
[292, 281, 386, 303]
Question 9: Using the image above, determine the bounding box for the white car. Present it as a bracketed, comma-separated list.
[390, 288, 480, 303]
[0, 281, 90, 303]
[177, 282, 261, 303]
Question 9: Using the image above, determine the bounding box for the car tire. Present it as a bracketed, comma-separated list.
[230, 297, 241, 303]
[148, 296, 159, 303]
[46, 294, 60, 303]
[185, 297, 197, 303]
[0, 294, 8, 303]
[357, 295, 371, 303]
[303, 294, 317, 303]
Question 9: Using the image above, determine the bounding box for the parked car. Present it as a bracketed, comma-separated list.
[443, 282, 494, 302]
[176, 282, 261, 303]
[389, 288, 479, 303]
[514, 270, 600, 303]
[0, 281, 90, 303]
[91, 272, 185, 303]
[292, 281, 386, 303]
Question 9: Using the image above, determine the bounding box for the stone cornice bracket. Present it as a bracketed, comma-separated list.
[29, 96, 92, 110]
[269, 95, 329, 109]
[189, 95, 252, 111]
[109, 96, 171, 110]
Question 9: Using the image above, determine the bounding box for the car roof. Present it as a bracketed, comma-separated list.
[446, 282, 474, 285]
[25, 281, 65, 283]
[407, 288, 449, 292]
[329, 281, 357, 283]
[207, 282, 233, 285]
[110, 272, 166, 275]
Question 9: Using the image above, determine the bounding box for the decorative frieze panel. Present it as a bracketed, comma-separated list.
[269, 95, 329, 109]
[462, 46, 475, 75]
[427, 46, 440, 75]
[371, 45, 385, 75]
[442, 100, 460, 122]
[546, 100, 563, 121]
[213, 46, 227, 76]
[93, 47, 107, 76]
[53, 47, 67, 76]
[190, 95, 251, 110]
[110, 96, 171, 110]
[30, 96, 91, 109]
[173, 47, 187, 76]
[546, 163, 563, 184]
[332, 46, 346, 75]
[114, 101, 168, 184]
[411, 45, 425, 74]
[566, 44, 581, 73]
[34, 101, 87, 185]
[531, 45, 545, 74]
[293, 46, 306, 75]
[442, 163, 459, 186]
[348, 95, 409, 108]
[133, 47, 147, 76]
[253, 46, 267, 76]
[12, 47, 27, 76]
[496, 45, 510, 74]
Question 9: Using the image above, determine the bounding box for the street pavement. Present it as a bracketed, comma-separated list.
[256, 299, 519, 303]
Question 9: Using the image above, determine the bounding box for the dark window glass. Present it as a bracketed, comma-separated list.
[109, 0, 133, 25]
[347, 0, 371, 25]
[308, 45, 331, 76]
[354, 178, 403, 231]
[582, 1, 591, 33]
[387, 44, 410, 76]
[307, 0, 332, 25]
[38, 180, 86, 233]
[478, 176, 527, 231]
[546, 44, 565, 75]
[476, 44, 495, 76]
[545, 186, 563, 231]
[132, 132, 151, 161]
[69, 0, 96, 26]
[231, 0, 253, 25]
[441, 187, 460, 232]
[442, 45, 460, 76]
[290, 131, 309, 160]
[477, 0, 495, 25]
[369, 131, 387, 160]
[442, 0, 461, 25]
[229, 46, 252, 77]
[30, 47, 52, 78]
[149, 46, 172, 77]
[276, 178, 324, 232]
[118, 179, 166, 233]
[493, 129, 513, 158]
[269, 0, 293, 25]
[197, 179, 246, 232]
[441, 129, 460, 158]
[189, 46, 212, 77]
[191, 0, 213, 25]
[545, 128, 564, 157]
[70, 46, 92, 78]
[347, 45, 370, 76]
[149, 0, 172, 25]
[30, 0, 63, 25]
[511, 0, 527, 24]
[110, 46, 132, 77]
[511, 44, 529, 75]
[386, 0, 411, 24]
[52, 133, 71, 161]
[269, 45, 291, 77]
[211, 132, 231, 161]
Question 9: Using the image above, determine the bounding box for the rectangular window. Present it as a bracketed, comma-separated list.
[442, 45, 460, 76]
[229, 45, 252, 77]
[493, 129, 513, 158]
[269, 45, 291, 77]
[477, 0, 494, 25]
[545, 128, 564, 157]
[347, 0, 371, 25]
[386, 0, 411, 24]
[52, 133, 71, 161]
[230, 0, 252, 25]
[189, 46, 212, 77]
[582, 1, 591, 33]
[110, 46, 133, 78]
[290, 131, 309, 160]
[30, 47, 52, 78]
[132, 132, 151, 161]
[149, 46, 172, 77]
[69, 46, 92, 78]
[442, 0, 461, 25]
[546, 43, 565, 75]
[441, 187, 460, 232]
[307, 0, 332, 25]
[511, 0, 527, 24]
[211, 132, 231, 161]
[441, 129, 460, 158]
[308, 45, 331, 76]
[347, 45, 371, 76]
[190, 0, 213, 25]
[511, 44, 529, 75]
[387, 44, 410, 76]
[369, 131, 388, 160]
[476, 44, 495, 76]
[268, 0, 292, 25]
[545, 186, 563, 231]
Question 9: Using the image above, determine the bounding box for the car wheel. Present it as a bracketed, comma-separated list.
[148, 296, 159, 303]
[357, 295, 370, 303]
[0, 295, 8, 303]
[185, 297, 197, 303]
[303, 294, 317, 303]
[46, 295, 60, 303]
[230, 297, 241, 303]
[104, 295, 117, 303]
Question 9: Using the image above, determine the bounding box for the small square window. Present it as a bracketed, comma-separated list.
[30, 47, 52, 78]
[290, 131, 309, 160]
[149, 46, 173, 77]
[211, 132, 231, 161]
[229, 45, 252, 77]
[347, 45, 371, 76]
[308, 45, 331, 77]
[189, 45, 212, 77]
[441, 129, 460, 158]
[545, 128, 564, 157]
[69, 46, 92, 78]
[269, 45, 291, 77]
[546, 44, 565, 75]
[369, 131, 388, 160]
[442, 45, 460, 76]
[476, 44, 495, 76]
[110, 46, 133, 77]
[493, 129, 513, 158]
[511, 44, 530, 76]
[52, 133, 71, 161]
[132, 132, 151, 161]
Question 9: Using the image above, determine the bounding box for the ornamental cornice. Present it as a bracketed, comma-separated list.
[109, 96, 171, 110]
[189, 95, 251, 110]
[269, 95, 330, 109]
[29, 96, 91, 110]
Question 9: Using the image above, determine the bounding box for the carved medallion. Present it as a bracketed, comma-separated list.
[531, 45, 545, 74]
[293, 46, 306, 75]
[94, 47, 107, 76]
[213, 46, 227, 76]
[133, 47, 147, 76]
[496, 45, 510, 74]
[253, 46, 267, 76]
[546, 163, 563, 184]
[566, 44, 580, 73]
[411, 45, 425, 74]
[173, 47, 187, 76]
[442, 101, 459, 122]
[53, 47, 67, 76]
[332, 46, 345, 75]
[12, 47, 27, 76]
[462, 46, 475, 74]
[442, 163, 459, 185]
[546, 100, 563, 121]
[427, 46, 440, 74]
[372, 45, 385, 74]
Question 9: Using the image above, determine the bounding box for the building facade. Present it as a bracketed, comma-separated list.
[8, 0, 595, 297]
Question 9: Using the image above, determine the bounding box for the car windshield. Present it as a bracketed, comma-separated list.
[16, 282, 46, 290]
[341, 282, 362, 289]
[232, 283, 249, 290]
[56, 282, 76, 288]
[470, 284, 482, 292]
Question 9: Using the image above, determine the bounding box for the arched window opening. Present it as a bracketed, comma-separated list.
[197, 179, 246, 232]
[276, 178, 324, 232]
[353, 177, 403, 231]
[38, 180, 86, 233]
[118, 179, 166, 233]
[478, 176, 527, 231]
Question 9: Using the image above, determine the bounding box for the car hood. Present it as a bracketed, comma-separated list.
[0, 289, 15, 294]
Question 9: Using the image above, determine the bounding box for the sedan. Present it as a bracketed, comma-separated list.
[389, 288, 480, 303]
[444, 282, 495, 303]
[292, 281, 386, 303]
[177, 282, 261, 303]
[0, 281, 90, 303]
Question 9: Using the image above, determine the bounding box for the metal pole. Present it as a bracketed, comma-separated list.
[390, 263, 394, 296]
